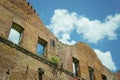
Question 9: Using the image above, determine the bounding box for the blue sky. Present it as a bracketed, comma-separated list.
[27, 0, 120, 72]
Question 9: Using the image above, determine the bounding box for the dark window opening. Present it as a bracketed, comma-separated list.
[38, 68, 44, 80]
[37, 38, 47, 56]
[50, 39, 55, 47]
[102, 74, 107, 80]
[8, 23, 24, 44]
[73, 57, 80, 77]
[88, 66, 95, 80]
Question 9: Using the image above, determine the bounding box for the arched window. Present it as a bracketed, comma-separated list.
[38, 68, 44, 80]
[101, 74, 107, 80]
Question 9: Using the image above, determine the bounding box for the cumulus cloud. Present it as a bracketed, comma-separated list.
[76, 14, 120, 43]
[46, 9, 120, 44]
[94, 49, 117, 71]
[60, 33, 76, 45]
[46, 9, 78, 45]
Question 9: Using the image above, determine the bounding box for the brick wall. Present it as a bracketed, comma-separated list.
[115, 71, 120, 80]
[0, 0, 115, 80]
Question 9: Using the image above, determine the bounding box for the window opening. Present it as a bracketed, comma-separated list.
[88, 66, 95, 80]
[37, 38, 47, 56]
[102, 74, 107, 80]
[73, 57, 79, 77]
[50, 39, 55, 47]
[38, 68, 44, 80]
[8, 23, 24, 44]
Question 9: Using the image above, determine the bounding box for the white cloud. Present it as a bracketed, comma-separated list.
[46, 9, 120, 44]
[60, 33, 76, 45]
[46, 9, 77, 45]
[48, 9, 77, 36]
[76, 14, 120, 43]
[94, 49, 117, 71]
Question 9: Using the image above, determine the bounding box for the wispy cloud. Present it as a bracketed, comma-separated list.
[94, 49, 117, 71]
[46, 9, 120, 44]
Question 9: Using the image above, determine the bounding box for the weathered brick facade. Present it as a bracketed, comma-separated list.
[0, 0, 117, 80]
[115, 71, 120, 80]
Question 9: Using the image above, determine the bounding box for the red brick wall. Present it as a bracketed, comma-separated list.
[115, 71, 120, 80]
[0, 0, 115, 80]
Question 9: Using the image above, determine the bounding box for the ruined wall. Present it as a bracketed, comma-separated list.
[57, 42, 115, 80]
[0, 0, 74, 80]
[0, 0, 57, 55]
[0, 0, 115, 80]
[115, 71, 120, 80]
[0, 37, 75, 80]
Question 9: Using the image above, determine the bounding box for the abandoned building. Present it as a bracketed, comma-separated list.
[0, 0, 119, 80]
[115, 71, 120, 80]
